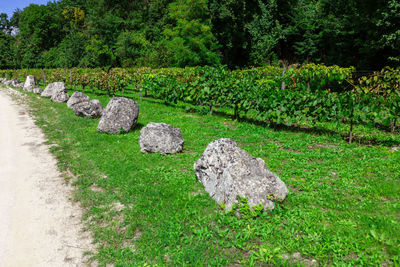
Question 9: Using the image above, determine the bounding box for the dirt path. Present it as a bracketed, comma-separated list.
[0, 87, 92, 266]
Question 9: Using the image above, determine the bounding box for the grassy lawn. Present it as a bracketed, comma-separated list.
[8, 84, 400, 266]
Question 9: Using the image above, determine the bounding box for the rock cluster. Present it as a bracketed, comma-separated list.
[97, 97, 139, 134]
[194, 138, 288, 211]
[0, 78, 25, 88]
[139, 122, 184, 155]
[1, 76, 290, 213]
[4, 79, 21, 87]
[65, 91, 104, 118]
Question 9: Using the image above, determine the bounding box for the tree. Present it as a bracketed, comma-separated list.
[208, 0, 259, 68]
[375, 0, 400, 66]
[17, 3, 64, 67]
[318, 0, 389, 68]
[288, 0, 323, 63]
[57, 30, 86, 68]
[80, 37, 115, 68]
[116, 31, 150, 67]
[0, 31, 14, 68]
[0, 0, 398, 69]
[246, 0, 283, 65]
[162, 0, 220, 67]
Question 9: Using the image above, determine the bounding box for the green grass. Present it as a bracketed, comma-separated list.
[6, 84, 400, 266]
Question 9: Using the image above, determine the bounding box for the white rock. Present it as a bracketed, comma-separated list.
[23, 75, 35, 92]
[194, 138, 289, 211]
[139, 122, 184, 155]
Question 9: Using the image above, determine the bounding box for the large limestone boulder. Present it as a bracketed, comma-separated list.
[139, 122, 184, 155]
[97, 97, 139, 134]
[51, 91, 70, 103]
[41, 82, 66, 98]
[67, 91, 90, 109]
[23, 75, 35, 91]
[194, 138, 289, 211]
[73, 99, 104, 118]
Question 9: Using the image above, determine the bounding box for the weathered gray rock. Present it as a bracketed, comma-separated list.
[67, 91, 90, 109]
[97, 97, 139, 134]
[4, 79, 15, 86]
[194, 138, 289, 211]
[23, 75, 35, 91]
[41, 82, 66, 98]
[6, 79, 21, 87]
[73, 99, 104, 118]
[139, 122, 184, 155]
[51, 91, 70, 103]
[32, 87, 43, 94]
[16, 82, 25, 88]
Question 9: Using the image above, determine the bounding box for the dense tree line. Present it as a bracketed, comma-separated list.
[0, 0, 399, 70]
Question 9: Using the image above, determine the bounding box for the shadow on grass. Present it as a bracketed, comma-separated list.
[123, 123, 145, 134]
[341, 134, 400, 147]
[95, 123, 144, 135]
[134, 122, 145, 132]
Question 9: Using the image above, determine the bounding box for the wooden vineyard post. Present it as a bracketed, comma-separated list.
[70, 70, 72, 90]
[281, 65, 287, 90]
[349, 118, 354, 144]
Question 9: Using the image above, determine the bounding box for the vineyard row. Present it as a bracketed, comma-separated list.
[1, 64, 399, 142]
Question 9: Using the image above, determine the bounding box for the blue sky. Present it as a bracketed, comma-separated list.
[0, 0, 52, 18]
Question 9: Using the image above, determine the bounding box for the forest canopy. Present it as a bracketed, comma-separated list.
[0, 0, 399, 70]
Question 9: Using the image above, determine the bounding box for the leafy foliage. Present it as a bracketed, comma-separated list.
[3, 64, 399, 143]
[1, 0, 399, 69]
